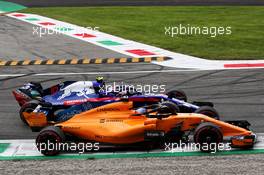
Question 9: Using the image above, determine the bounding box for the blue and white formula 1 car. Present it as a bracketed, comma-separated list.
[13, 78, 219, 127]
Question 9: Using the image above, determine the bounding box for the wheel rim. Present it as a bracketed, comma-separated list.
[198, 130, 219, 143]
[196, 127, 222, 152]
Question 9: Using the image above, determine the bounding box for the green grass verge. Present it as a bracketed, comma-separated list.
[0, 1, 26, 13]
[22, 6, 264, 60]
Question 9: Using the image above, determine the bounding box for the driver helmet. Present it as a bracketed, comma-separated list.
[96, 76, 104, 83]
[94, 77, 105, 94]
[136, 107, 147, 114]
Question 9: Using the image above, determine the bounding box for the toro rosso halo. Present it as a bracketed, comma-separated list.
[13, 80, 220, 128]
[34, 101, 256, 156]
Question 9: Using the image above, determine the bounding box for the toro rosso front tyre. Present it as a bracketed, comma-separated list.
[166, 90, 187, 102]
[195, 106, 220, 120]
[36, 126, 65, 156]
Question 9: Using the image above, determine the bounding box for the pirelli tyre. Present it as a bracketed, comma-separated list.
[36, 126, 65, 156]
[166, 90, 187, 102]
[195, 106, 220, 120]
[157, 101, 180, 115]
[19, 100, 40, 125]
[194, 122, 223, 153]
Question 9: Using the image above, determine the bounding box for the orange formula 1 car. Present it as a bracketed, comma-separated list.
[35, 101, 256, 156]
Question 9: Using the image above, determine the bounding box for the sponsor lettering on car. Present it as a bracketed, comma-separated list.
[97, 108, 121, 112]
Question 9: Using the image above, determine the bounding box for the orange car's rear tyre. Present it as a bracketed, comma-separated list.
[36, 126, 65, 156]
[195, 106, 220, 120]
[19, 100, 40, 125]
[194, 122, 223, 153]
[166, 90, 187, 102]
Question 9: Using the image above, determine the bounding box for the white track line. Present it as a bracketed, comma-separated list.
[1, 134, 264, 157]
[0, 69, 204, 77]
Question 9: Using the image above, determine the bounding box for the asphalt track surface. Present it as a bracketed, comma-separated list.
[0, 63, 264, 139]
[7, 0, 264, 6]
[0, 16, 128, 60]
[0, 13, 264, 174]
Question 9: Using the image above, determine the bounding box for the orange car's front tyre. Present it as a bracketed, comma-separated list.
[193, 122, 223, 153]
